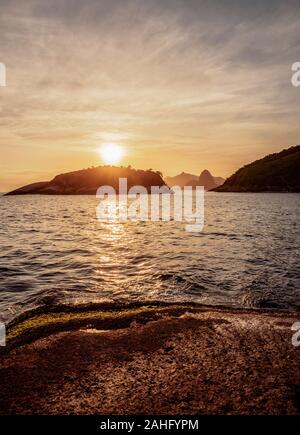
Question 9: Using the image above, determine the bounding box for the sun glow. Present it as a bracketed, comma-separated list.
[99, 143, 125, 165]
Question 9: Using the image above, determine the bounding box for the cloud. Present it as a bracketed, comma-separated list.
[0, 0, 300, 189]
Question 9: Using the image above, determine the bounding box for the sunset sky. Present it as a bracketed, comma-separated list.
[0, 0, 300, 191]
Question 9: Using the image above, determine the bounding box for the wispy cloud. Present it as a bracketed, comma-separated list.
[0, 0, 300, 189]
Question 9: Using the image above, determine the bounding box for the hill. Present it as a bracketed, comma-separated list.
[5, 166, 166, 195]
[214, 145, 300, 192]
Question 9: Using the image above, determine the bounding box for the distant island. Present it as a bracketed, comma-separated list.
[5, 166, 166, 195]
[214, 145, 300, 192]
[165, 170, 225, 190]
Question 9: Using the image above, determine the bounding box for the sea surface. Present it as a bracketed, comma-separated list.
[0, 192, 299, 323]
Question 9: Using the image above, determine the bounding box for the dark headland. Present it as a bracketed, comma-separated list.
[4, 166, 166, 195]
[213, 145, 300, 192]
[0, 303, 299, 415]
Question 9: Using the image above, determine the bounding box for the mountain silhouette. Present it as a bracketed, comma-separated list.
[165, 171, 224, 189]
[198, 169, 217, 190]
[164, 172, 198, 188]
[214, 145, 300, 192]
[5, 166, 166, 195]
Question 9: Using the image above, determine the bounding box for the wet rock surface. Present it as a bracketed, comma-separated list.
[0, 309, 299, 415]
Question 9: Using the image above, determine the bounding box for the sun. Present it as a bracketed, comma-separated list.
[99, 143, 125, 165]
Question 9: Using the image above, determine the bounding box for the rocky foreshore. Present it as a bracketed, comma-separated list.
[0, 304, 299, 415]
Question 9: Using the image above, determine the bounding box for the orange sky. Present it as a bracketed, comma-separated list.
[1, 0, 300, 191]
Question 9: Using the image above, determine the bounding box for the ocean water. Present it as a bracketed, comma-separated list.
[0, 192, 299, 323]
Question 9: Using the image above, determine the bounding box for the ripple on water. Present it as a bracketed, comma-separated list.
[0, 192, 299, 322]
